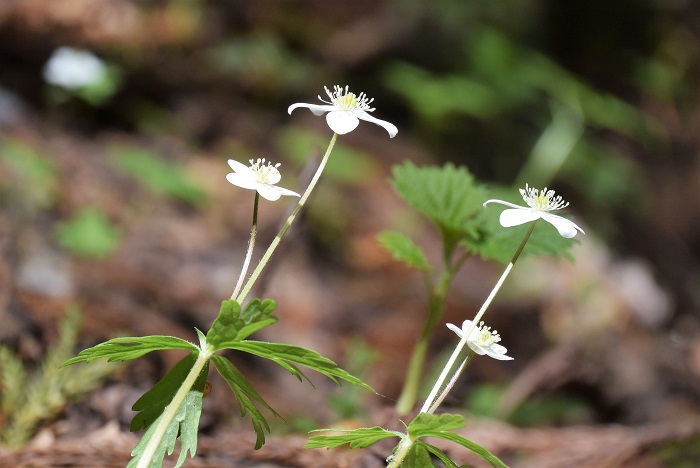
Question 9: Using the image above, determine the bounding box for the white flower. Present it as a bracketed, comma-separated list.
[226, 158, 300, 201]
[447, 320, 513, 360]
[483, 184, 584, 238]
[43, 47, 107, 89]
[288, 85, 398, 138]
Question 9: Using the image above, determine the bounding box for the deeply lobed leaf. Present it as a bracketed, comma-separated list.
[377, 230, 431, 271]
[220, 341, 374, 392]
[305, 427, 400, 450]
[61, 336, 198, 367]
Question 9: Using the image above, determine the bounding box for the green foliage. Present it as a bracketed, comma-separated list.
[0, 138, 59, 210]
[207, 299, 278, 349]
[0, 306, 119, 449]
[110, 145, 205, 204]
[305, 426, 400, 450]
[378, 231, 430, 272]
[62, 335, 198, 366]
[127, 361, 209, 468]
[211, 355, 278, 449]
[407, 414, 507, 468]
[55, 206, 122, 259]
[219, 341, 374, 391]
[130, 354, 199, 432]
[306, 413, 507, 468]
[390, 162, 487, 252]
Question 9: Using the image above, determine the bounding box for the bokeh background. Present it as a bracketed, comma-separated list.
[0, 1, 699, 466]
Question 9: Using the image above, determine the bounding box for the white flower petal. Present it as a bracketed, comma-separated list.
[486, 348, 514, 360]
[228, 159, 251, 173]
[326, 111, 360, 135]
[499, 208, 541, 227]
[542, 213, 584, 238]
[256, 185, 283, 201]
[446, 322, 464, 338]
[226, 172, 259, 190]
[287, 103, 337, 116]
[274, 186, 301, 198]
[466, 341, 487, 356]
[483, 199, 527, 209]
[355, 110, 398, 138]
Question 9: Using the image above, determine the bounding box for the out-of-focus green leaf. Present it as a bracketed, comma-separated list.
[403, 443, 438, 468]
[55, 207, 121, 259]
[110, 146, 205, 204]
[377, 230, 430, 271]
[390, 162, 487, 248]
[305, 426, 399, 450]
[0, 138, 58, 210]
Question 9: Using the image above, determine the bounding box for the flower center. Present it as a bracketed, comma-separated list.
[520, 184, 569, 211]
[323, 85, 375, 112]
[473, 321, 502, 347]
[248, 158, 281, 184]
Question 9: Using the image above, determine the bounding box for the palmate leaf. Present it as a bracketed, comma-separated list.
[207, 299, 278, 349]
[408, 413, 508, 468]
[127, 360, 209, 468]
[305, 426, 400, 450]
[390, 162, 488, 243]
[219, 341, 373, 391]
[211, 355, 279, 449]
[464, 186, 577, 263]
[61, 336, 198, 366]
[377, 230, 431, 271]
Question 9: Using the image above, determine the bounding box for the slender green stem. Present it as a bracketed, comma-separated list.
[137, 349, 211, 468]
[235, 133, 338, 304]
[231, 193, 259, 300]
[395, 268, 451, 415]
[419, 221, 537, 415]
[386, 435, 415, 468]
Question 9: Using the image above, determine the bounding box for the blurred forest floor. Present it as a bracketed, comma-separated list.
[1, 1, 700, 467]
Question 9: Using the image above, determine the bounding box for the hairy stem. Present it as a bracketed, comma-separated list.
[231, 192, 259, 300]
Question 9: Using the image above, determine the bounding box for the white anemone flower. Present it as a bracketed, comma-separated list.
[43, 47, 107, 89]
[447, 320, 513, 360]
[483, 184, 584, 238]
[288, 85, 398, 138]
[226, 158, 300, 201]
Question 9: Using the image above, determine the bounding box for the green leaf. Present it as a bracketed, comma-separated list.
[127, 359, 208, 468]
[390, 162, 488, 246]
[406, 413, 509, 468]
[130, 353, 198, 432]
[464, 186, 577, 263]
[110, 145, 205, 205]
[425, 431, 508, 468]
[305, 426, 400, 449]
[417, 441, 459, 468]
[404, 443, 438, 468]
[211, 355, 279, 449]
[407, 413, 465, 437]
[55, 207, 121, 259]
[377, 230, 430, 271]
[219, 341, 373, 392]
[61, 336, 198, 367]
[207, 299, 278, 349]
